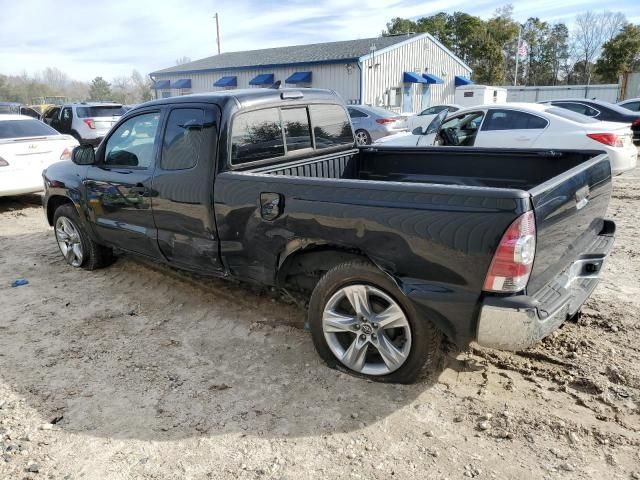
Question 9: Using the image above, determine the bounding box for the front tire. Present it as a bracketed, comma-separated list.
[308, 260, 442, 383]
[53, 204, 113, 270]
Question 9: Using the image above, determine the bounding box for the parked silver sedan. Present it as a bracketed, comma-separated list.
[347, 105, 408, 145]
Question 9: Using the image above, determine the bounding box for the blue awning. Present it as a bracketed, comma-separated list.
[172, 79, 192, 89]
[285, 71, 312, 84]
[455, 76, 474, 86]
[154, 80, 170, 89]
[422, 73, 444, 84]
[249, 73, 274, 86]
[214, 76, 237, 87]
[403, 72, 428, 84]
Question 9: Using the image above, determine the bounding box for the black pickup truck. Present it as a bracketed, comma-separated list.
[42, 88, 615, 383]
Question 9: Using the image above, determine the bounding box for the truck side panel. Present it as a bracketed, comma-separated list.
[213, 172, 530, 345]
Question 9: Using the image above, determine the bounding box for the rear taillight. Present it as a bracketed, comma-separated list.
[83, 119, 95, 129]
[632, 119, 640, 127]
[587, 133, 623, 148]
[0, 156, 8, 167]
[483, 211, 536, 293]
[60, 147, 73, 161]
[376, 118, 397, 125]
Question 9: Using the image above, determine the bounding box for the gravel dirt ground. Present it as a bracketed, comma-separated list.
[0, 168, 639, 480]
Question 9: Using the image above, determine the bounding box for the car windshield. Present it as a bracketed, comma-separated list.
[76, 106, 126, 118]
[0, 119, 59, 139]
[546, 107, 599, 124]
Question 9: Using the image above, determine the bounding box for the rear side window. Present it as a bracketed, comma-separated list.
[231, 108, 284, 164]
[282, 107, 312, 152]
[76, 106, 126, 118]
[547, 107, 599, 124]
[482, 109, 548, 131]
[161, 108, 206, 170]
[348, 108, 367, 118]
[309, 104, 353, 149]
[0, 119, 58, 139]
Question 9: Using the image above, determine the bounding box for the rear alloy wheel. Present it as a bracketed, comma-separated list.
[322, 284, 411, 376]
[309, 260, 442, 383]
[355, 129, 371, 146]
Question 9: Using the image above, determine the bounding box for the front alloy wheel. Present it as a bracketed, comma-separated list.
[322, 284, 412, 376]
[55, 216, 84, 267]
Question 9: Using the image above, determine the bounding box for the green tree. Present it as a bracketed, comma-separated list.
[385, 17, 418, 35]
[596, 24, 640, 82]
[89, 76, 111, 101]
[384, 7, 518, 85]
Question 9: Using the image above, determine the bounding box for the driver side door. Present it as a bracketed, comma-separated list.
[83, 109, 163, 258]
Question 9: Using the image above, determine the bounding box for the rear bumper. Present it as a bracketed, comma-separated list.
[476, 222, 615, 350]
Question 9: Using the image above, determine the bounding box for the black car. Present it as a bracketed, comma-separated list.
[540, 98, 640, 145]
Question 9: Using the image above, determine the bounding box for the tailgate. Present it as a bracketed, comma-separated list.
[526, 153, 612, 294]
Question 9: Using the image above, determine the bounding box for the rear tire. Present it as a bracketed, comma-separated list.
[355, 129, 372, 146]
[53, 204, 114, 270]
[308, 260, 442, 383]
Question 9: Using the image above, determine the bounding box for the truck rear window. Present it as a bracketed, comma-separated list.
[0, 119, 59, 139]
[76, 106, 126, 118]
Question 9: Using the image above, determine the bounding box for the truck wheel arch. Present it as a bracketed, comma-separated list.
[276, 243, 377, 292]
[46, 195, 76, 226]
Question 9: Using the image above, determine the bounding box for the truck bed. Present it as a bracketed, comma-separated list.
[250, 146, 601, 191]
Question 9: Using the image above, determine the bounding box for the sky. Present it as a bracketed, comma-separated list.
[1, 0, 639, 82]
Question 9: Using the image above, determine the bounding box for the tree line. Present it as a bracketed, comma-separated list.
[0, 68, 153, 105]
[385, 6, 640, 86]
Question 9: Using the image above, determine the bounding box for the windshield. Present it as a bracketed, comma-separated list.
[0, 119, 59, 139]
[547, 107, 599, 124]
[76, 106, 126, 118]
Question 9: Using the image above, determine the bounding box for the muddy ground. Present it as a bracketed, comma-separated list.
[0, 169, 638, 480]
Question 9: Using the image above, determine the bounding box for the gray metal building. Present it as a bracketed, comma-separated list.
[149, 33, 472, 113]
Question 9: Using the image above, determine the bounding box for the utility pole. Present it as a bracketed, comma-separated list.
[514, 24, 521, 86]
[213, 13, 221, 55]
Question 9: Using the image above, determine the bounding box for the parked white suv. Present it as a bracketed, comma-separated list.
[51, 103, 126, 146]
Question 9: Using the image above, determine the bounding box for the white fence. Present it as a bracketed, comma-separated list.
[505, 84, 619, 103]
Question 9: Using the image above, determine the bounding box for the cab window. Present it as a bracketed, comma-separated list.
[161, 108, 206, 170]
[231, 108, 284, 164]
[104, 112, 160, 168]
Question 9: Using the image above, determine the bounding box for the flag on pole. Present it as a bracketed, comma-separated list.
[517, 40, 529, 57]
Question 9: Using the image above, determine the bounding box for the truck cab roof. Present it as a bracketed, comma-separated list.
[139, 88, 344, 111]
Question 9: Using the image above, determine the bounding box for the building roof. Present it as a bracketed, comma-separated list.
[151, 34, 421, 75]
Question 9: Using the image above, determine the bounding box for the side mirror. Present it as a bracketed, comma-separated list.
[412, 126, 424, 135]
[72, 145, 96, 165]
